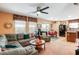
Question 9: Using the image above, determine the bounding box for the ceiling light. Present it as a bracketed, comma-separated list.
[36, 11, 41, 16]
[37, 11, 41, 14]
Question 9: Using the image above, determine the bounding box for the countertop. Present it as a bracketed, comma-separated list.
[67, 31, 77, 33]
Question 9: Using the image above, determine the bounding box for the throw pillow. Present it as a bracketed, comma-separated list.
[0, 35, 8, 48]
[17, 34, 24, 40]
[24, 34, 30, 39]
[5, 45, 17, 48]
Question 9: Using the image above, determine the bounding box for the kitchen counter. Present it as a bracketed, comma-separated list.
[67, 30, 77, 32]
[67, 31, 77, 42]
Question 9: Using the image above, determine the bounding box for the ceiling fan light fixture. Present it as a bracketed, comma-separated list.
[36, 11, 41, 16]
[37, 11, 41, 14]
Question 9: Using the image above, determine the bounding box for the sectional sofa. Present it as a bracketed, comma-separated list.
[0, 34, 38, 55]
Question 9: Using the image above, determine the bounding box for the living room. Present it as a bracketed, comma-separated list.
[0, 3, 79, 55]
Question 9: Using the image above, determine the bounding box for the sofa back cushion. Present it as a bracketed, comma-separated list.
[5, 34, 17, 41]
[16, 34, 30, 40]
[16, 34, 24, 40]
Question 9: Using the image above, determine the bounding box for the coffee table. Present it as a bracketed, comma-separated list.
[30, 39, 45, 50]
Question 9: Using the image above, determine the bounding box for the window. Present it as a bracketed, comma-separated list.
[41, 24, 50, 31]
[29, 22, 37, 33]
[14, 20, 26, 34]
[69, 22, 79, 29]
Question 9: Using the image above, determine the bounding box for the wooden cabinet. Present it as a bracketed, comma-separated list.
[67, 32, 76, 42]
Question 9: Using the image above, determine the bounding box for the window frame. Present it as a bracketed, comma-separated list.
[14, 20, 26, 34]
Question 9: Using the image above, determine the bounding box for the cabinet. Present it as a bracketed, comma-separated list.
[67, 31, 76, 42]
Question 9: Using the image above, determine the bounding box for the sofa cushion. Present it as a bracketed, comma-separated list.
[18, 39, 30, 42]
[5, 34, 17, 41]
[5, 45, 18, 48]
[18, 40, 30, 47]
[24, 45, 35, 54]
[0, 47, 27, 55]
[0, 45, 38, 55]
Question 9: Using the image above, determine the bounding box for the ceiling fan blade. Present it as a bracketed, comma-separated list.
[41, 11, 48, 14]
[40, 6, 49, 11]
[73, 3, 79, 5]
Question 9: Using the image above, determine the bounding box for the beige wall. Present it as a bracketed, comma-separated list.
[0, 12, 15, 34]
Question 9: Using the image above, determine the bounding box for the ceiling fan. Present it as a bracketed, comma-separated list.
[32, 6, 49, 16]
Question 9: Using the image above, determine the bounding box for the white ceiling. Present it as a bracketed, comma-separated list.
[0, 3, 79, 21]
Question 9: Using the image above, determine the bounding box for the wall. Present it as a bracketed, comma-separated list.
[0, 12, 15, 34]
